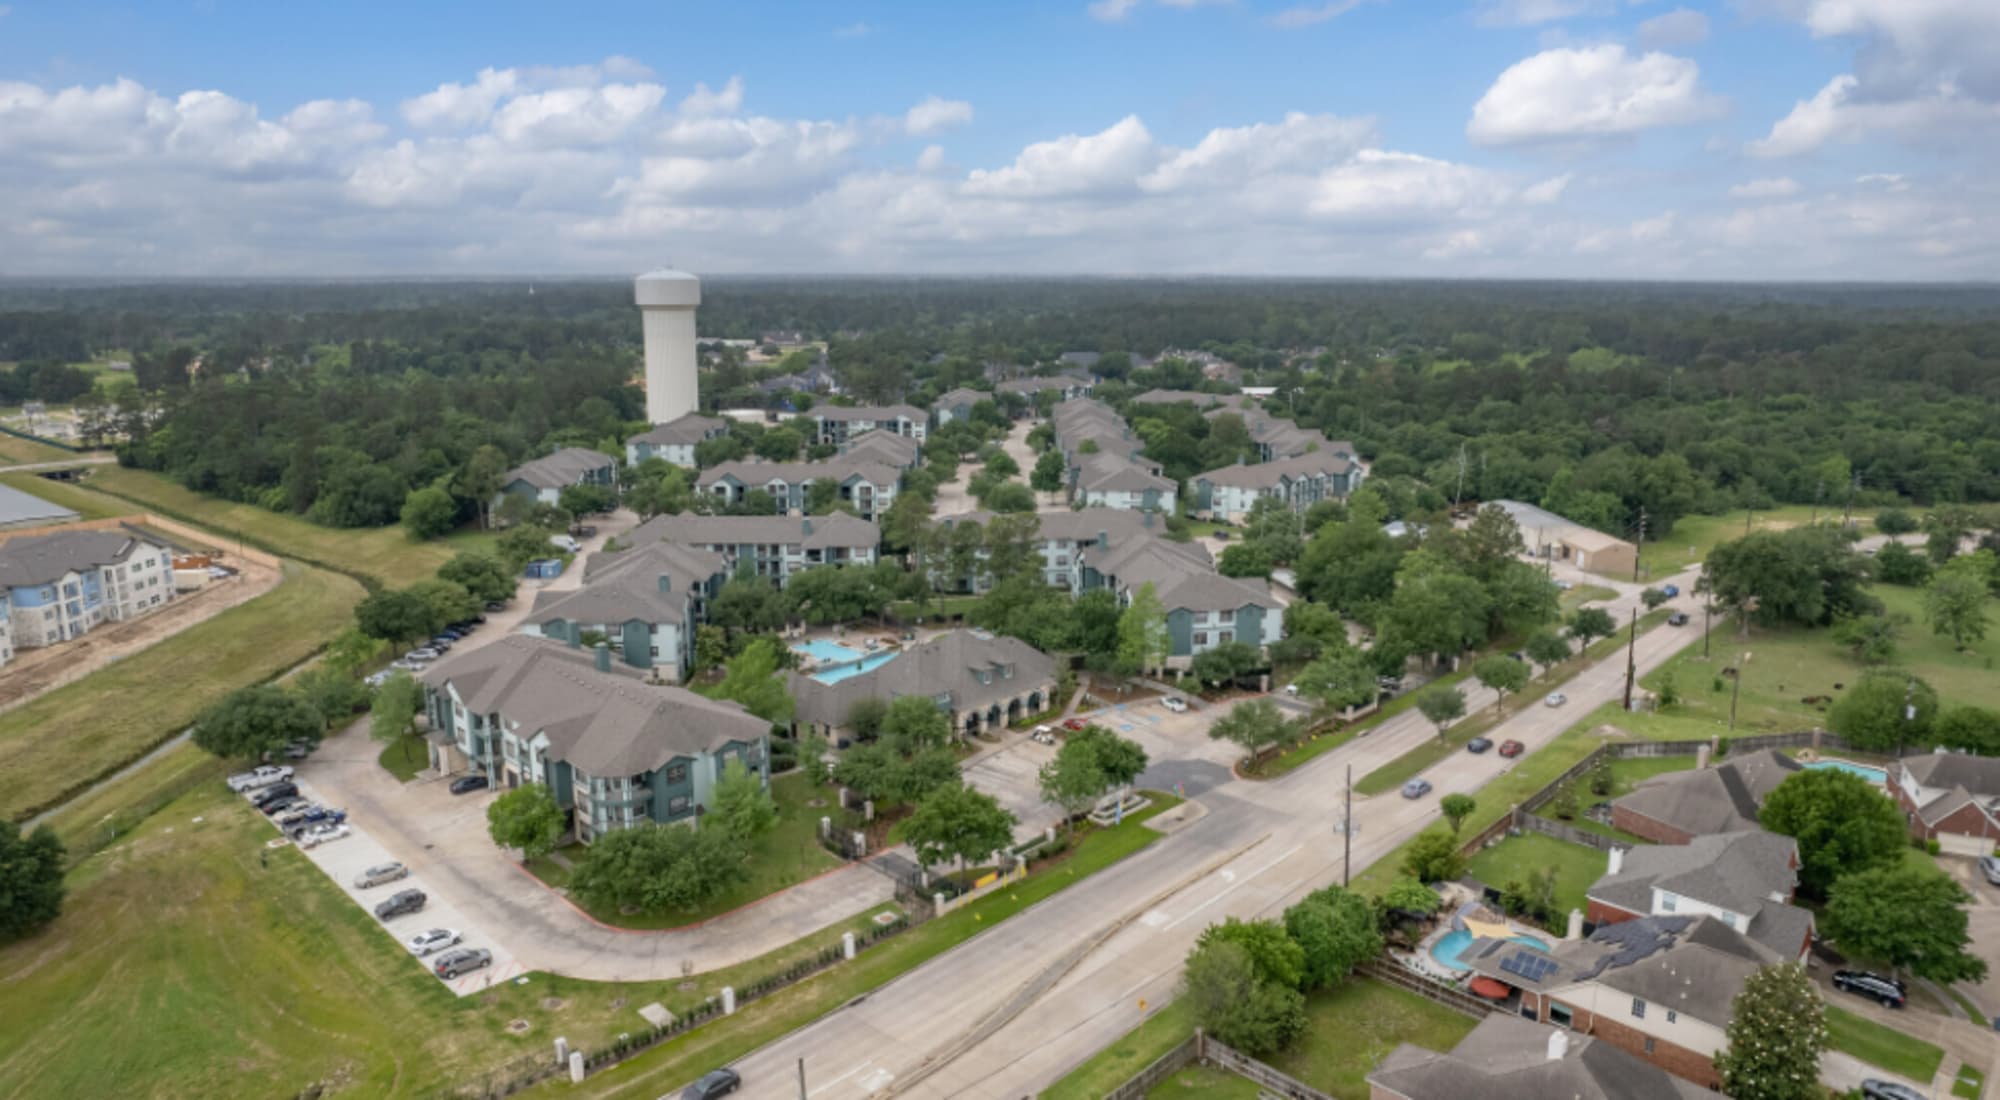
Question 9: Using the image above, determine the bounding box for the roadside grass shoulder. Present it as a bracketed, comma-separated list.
[1261, 666, 1478, 779]
[0, 434, 87, 465]
[0, 561, 364, 823]
[1954, 1063, 1985, 1099]
[1560, 584, 1618, 611]
[1043, 998, 1196, 1100]
[1824, 1005, 1945, 1082]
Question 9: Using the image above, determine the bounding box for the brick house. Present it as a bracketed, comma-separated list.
[1461, 914, 1787, 1091]
[1369, 1011, 1709, 1100]
[1610, 749, 1801, 844]
[1586, 831, 1814, 960]
[1888, 752, 2000, 857]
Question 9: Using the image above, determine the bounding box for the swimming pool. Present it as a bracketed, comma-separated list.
[795, 639, 866, 664]
[810, 651, 897, 684]
[1804, 759, 1887, 784]
[1428, 928, 1550, 972]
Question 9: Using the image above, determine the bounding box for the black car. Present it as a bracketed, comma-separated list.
[375, 889, 427, 919]
[1861, 1081, 1928, 1100]
[449, 774, 489, 795]
[1466, 738, 1494, 754]
[1667, 612, 1690, 626]
[250, 781, 299, 807]
[1833, 970, 1907, 1008]
[262, 797, 309, 818]
[681, 1068, 741, 1100]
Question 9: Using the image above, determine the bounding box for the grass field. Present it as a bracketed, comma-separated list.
[0, 783, 905, 1100]
[1263, 665, 1477, 778]
[0, 433, 86, 466]
[1955, 1063, 1986, 1099]
[1148, 1064, 1258, 1098]
[0, 472, 128, 519]
[1045, 998, 1197, 1100]
[1262, 979, 1480, 1099]
[525, 773, 842, 929]
[1532, 754, 1697, 842]
[1824, 1005, 1946, 1082]
[378, 734, 429, 783]
[1464, 833, 1607, 919]
[1639, 506, 1873, 577]
[1560, 584, 1618, 610]
[537, 793, 1183, 1099]
[0, 561, 365, 823]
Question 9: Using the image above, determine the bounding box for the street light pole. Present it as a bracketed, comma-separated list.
[1343, 764, 1353, 887]
[1728, 653, 1750, 733]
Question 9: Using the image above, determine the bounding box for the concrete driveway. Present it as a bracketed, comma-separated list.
[477, 507, 642, 639]
[1942, 854, 2000, 1021]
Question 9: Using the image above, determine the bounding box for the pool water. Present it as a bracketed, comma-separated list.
[795, 639, 865, 664]
[1804, 759, 1887, 785]
[811, 652, 898, 684]
[1428, 928, 1550, 972]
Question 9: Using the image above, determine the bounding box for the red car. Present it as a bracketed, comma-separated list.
[1062, 718, 1090, 731]
[1498, 740, 1525, 758]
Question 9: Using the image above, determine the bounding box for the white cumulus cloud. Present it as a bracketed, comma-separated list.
[904, 95, 974, 137]
[1638, 9, 1709, 50]
[1729, 177, 1802, 199]
[1468, 45, 1722, 146]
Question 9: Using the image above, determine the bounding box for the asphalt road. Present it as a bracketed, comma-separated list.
[712, 568, 1709, 1100]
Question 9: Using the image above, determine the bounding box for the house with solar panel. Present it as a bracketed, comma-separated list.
[1457, 914, 1789, 1091]
[1585, 832, 1814, 961]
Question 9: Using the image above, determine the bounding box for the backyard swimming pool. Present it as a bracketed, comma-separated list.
[792, 638, 900, 684]
[1428, 928, 1550, 972]
[1804, 758, 1887, 785]
[811, 652, 898, 684]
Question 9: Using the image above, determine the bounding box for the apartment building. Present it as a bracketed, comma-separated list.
[518, 540, 729, 681]
[625, 412, 729, 468]
[695, 457, 901, 521]
[623, 511, 880, 586]
[0, 527, 177, 656]
[806, 404, 928, 446]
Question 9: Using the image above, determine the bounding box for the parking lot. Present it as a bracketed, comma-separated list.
[236, 776, 522, 998]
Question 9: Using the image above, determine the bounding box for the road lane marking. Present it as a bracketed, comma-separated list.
[1164, 843, 1304, 929]
[808, 1059, 875, 1097]
[858, 1067, 895, 1092]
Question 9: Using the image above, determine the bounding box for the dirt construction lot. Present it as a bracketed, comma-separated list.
[0, 555, 281, 714]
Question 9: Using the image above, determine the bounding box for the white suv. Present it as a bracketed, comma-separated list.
[1162, 697, 1188, 713]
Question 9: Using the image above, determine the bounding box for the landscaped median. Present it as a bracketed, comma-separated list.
[525, 793, 1184, 1099]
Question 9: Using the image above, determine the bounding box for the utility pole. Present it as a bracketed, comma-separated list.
[1900, 678, 1915, 757]
[1702, 594, 1712, 659]
[1622, 606, 1638, 711]
[1728, 653, 1750, 732]
[797, 1057, 808, 1099]
[1336, 763, 1356, 887]
[1631, 507, 1647, 584]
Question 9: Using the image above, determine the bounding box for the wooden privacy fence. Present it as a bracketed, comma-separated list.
[1357, 959, 1495, 1018]
[1101, 1035, 1200, 1100]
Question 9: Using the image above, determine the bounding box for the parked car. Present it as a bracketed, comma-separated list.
[1030, 726, 1057, 745]
[264, 797, 312, 818]
[1162, 697, 1188, 713]
[436, 629, 464, 641]
[1979, 854, 2000, 886]
[1465, 737, 1493, 754]
[1062, 718, 1089, 731]
[227, 765, 294, 792]
[1833, 970, 1907, 1008]
[425, 638, 453, 652]
[1667, 612, 1690, 626]
[275, 806, 317, 830]
[1498, 740, 1525, 758]
[406, 927, 462, 957]
[391, 658, 427, 672]
[365, 670, 393, 688]
[1213, 530, 1230, 541]
[375, 889, 427, 919]
[483, 600, 508, 613]
[1554, 579, 1575, 591]
[1401, 779, 1433, 799]
[548, 534, 583, 554]
[1860, 1080, 1928, 1100]
[1544, 692, 1568, 708]
[449, 774, 490, 796]
[354, 862, 409, 889]
[1661, 584, 1680, 598]
[250, 782, 300, 807]
[299, 823, 351, 849]
[433, 947, 494, 979]
[407, 647, 443, 661]
[681, 1068, 742, 1100]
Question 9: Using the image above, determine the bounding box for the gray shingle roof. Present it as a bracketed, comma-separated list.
[627, 413, 726, 447]
[788, 629, 1057, 728]
[1903, 752, 2000, 797]
[1467, 915, 1782, 1028]
[933, 387, 987, 409]
[1369, 1013, 1710, 1100]
[995, 376, 1078, 395]
[627, 510, 880, 551]
[504, 447, 617, 490]
[812, 404, 925, 423]
[1611, 750, 1801, 838]
[0, 528, 161, 587]
[839, 430, 921, 468]
[1195, 449, 1356, 490]
[696, 457, 900, 490]
[421, 635, 767, 777]
[1587, 831, 1812, 958]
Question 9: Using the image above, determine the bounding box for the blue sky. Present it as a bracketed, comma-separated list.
[0, 0, 1993, 278]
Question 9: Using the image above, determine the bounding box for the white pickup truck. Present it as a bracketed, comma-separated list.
[226, 765, 295, 793]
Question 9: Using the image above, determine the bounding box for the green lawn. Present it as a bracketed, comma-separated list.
[377, 734, 429, 783]
[538, 793, 1184, 1099]
[1954, 1064, 1986, 1099]
[1824, 1005, 1945, 1082]
[1045, 998, 1198, 1100]
[525, 772, 842, 929]
[1464, 833, 1607, 921]
[1560, 584, 1618, 611]
[1147, 1064, 1258, 1099]
[1261, 980, 1480, 1099]
[1639, 506, 1865, 576]
[0, 433, 85, 465]
[35, 740, 225, 867]
[1531, 754, 1697, 842]
[0, 783, 905, 1100]
[0, 561, 366, 823]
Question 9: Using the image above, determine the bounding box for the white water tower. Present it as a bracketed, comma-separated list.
[635, 269, 701, 424]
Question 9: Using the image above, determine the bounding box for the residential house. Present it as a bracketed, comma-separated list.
[1490, 499, 1639, 578]
[518, 540, 729, 681]
[1128, 389, 1234, 409]
[1051, 398, 1176, 513]
[838, 429, 922, 470]
[419, 635, 770, 843]
[1611, 750, 1801, 844]
[806, 404, 927, 446]
[695, 457, 901, 521]
[789, 629, 1057, 738]
[0, 527, 177, 655]
[931, 387, 990, 426]
[1368, 1011, 1710, 1100]
[623, 511, 880, 586]
[1889, 752, 2000, 856]
[1462, 914, 1786, 1090]
[1056, 351, 1101, 372]
[996, 375, 1094, 402]
[625, 413, 728, 468]
[1587, 832, 1814, 960]
[1192, 450, 1365, 523]
[496, 447, 618, 510]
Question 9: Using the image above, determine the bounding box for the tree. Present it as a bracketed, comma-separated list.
[1438, 793, 1477, 836]
[1217, 542, 1274, 579]
[567, 823, 746, 913]
[557, 482, 615, 518]
[1485, 561, 1560, 638]
[880, 695, 950, 754]
[1198, 918, 1306, 989]
[1924, 554, 1991, 650]
[709, 573, 788, 637]
[1873, 540, 1932, 586]
[901, 782, 1017, 875]
[1181, 939, 1307, 1058]
[832, 743, 905, 803]
[1401, 829, 1465, 884]
[702, 638, 795, 726]
[459, 444, 510, 529]
[1378, 559, 1489, 661]
[369, 669, 423, 765]
[1030, 449, 1066, 493]
[1379, 876, 1442, 918]
[800, 731, 832, 786]
[293, 666, 366, 732]
[1934, 705, 2000, 754]
[1115, 581, 1170, 674]
[355, 588, 435, 646]
[754, 427, 803, 462]
[1640, 586, 1669, 611]
[437, 552, 516, 604]
[1874, 508, 1917, 535]
[1823, 865, 1987, 983]
[1471, 655, 1529, 715]
[1758, 769, 1907, 897]
[400, 485, 458, 541]
[1293, 646, 1378, 714]
[1525, 629, 1572, 668]
[692, 624, 729, 673]
[1415, 687, 1466, 742]
[1282, 886, 1382, 989]
[1038, 726, 1149, 833]
[1189, 640, 1262, 689]
[1827, 670, 1937, 752]
[710, 758, 777, 841]
[983, 482, 1036, 513]
[1829, 613, 1903, 665]
[1566, 607, 1615, 650]
[1703, 526, 1872, 629]
[194, 685, 325, 760]
[486, 783, 566, 859]
[0, 822, 65, 940]
[1209, 698, 1297, 760]
[1714, 963, 1827, 1100]
[844, 697, 890, 741]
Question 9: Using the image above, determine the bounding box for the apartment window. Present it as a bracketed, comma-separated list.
[1659, 892, 1678, 913]
[1194, 631, 1209, 646]
[1054, 556, 1068, 567]
[1631, 998, 1646, 1019]
[1549, 1003, 1573, 1029]
[1217, 609, 1234, 624]
[1666, 1010, 1677, 1024]
[666, 763, 689, 784]
[668, 796, 690, 814]
[1219, 631, 1234, 644]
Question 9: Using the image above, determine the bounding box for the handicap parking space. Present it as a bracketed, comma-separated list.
[241, 778, 522, 997]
